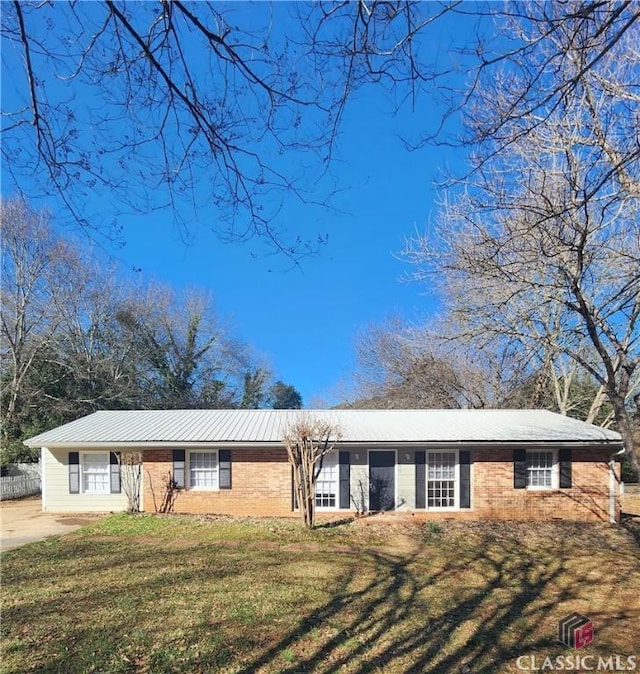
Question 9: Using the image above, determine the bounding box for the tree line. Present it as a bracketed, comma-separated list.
[0, 199, 301, 465]
[344, 318, 619, 422]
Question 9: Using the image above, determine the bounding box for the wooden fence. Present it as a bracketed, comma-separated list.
[0, 474, 42, 500]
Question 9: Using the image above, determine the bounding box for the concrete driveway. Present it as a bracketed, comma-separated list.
[0, 497, 101, 553]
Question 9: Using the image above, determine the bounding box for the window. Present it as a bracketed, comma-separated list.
[189, 451, 218, 489]
[82, 453, 110, 494]
[427, 452, 457, 508]
[526, 451, 554, 488]
[316, 452, 338, 509]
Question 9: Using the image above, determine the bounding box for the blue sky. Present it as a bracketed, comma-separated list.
[1, 2, 475, 406]
[116, 94, 449, 405]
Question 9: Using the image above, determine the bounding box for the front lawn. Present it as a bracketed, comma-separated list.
[1, 515, 638, 673]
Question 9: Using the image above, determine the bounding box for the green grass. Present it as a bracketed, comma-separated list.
[1, 515, 639, 673]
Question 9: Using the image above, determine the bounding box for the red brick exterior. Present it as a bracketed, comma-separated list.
[141, 446, 620, 522]
[467, 447, 618, 522]
[143, 448, 293, 517]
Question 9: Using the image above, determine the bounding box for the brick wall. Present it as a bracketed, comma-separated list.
[143, 447, 293, 516]
[141, 446, 620, 522]
[470, 447, 619, 523]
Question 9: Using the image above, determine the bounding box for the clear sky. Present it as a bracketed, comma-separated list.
[115, 93, 450, 405]
[1, 2, 476, 407]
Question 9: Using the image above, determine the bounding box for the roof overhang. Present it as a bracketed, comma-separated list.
[33, 439, 624, 451]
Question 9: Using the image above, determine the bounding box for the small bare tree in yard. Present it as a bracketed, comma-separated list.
[147, 470, 181, 514]
[284, 414, 341, 529]
[119, 451, 142, 513]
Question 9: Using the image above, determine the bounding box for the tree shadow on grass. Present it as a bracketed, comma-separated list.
[315, 517, 355, 529]
[1, 522, 636, 673]
[620, 514, 640, 547]
[1, 537, 293, 673]
[227, 529, 626, 674]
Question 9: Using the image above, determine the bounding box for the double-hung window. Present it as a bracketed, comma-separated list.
[427, 452, 457, 508]
[526, 451, 554, 488]
[69, 452, 119, 495]
[315, 452, 338, 509]
[189, 451, 218, 489]
[82, 453, 110, 493]
[417, 450, 471, 510]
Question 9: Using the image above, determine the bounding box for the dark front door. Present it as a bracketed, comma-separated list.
[369, 451, 395, 511]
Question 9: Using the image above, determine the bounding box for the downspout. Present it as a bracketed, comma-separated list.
[609, 448, 625, 524]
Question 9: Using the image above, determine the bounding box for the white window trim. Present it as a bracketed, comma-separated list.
[315, 450, 339, 511]
[525, 449, 559, 490]
[426, 450, 460, 511]
[81, 451, 110, 495]
[187, 449, 220, 491]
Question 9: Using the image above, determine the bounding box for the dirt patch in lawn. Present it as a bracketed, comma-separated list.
[54, 517, 96, 526]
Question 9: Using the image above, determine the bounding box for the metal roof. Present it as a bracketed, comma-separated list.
[23, 408, 621, 447]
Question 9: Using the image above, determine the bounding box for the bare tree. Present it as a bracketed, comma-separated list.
[302, 2, 640, 150]
[51, 263, 144, 415]
[0, 199, 80, 446]
[348, 320, 465, 409]
[454, 2, 640, 172]
[404, 7, 640, 471]
[119, 450, 142, 513]
[3, 2, 637, 256]
[147, 470, 180, 514]
[283, 413, 341, 529]
[1, 2, 368, 255]
[343, 318, 505, 410]
[2, 1, 451, 251]
[347, 315, 619, 426]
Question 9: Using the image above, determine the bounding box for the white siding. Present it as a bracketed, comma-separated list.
[42, 448, 129, 513]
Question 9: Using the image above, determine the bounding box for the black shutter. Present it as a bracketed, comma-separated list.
[219, 449, 232, 489]
[339, 451, 350, 509]
[173, 449, 185, 488]
[559, 448, 572, 489]
[514, 448, 527, 489]
[459, 450, 471, 508]
[109, 452, 121, 494]
[415, 450, 426, 509]
[69, 452, 80, 494]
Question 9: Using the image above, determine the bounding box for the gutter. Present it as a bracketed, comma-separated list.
[609, 447, 626, 524]
[25, 439, 622, 450]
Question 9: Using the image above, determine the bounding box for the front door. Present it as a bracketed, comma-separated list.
[369, 451, 395, 511]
